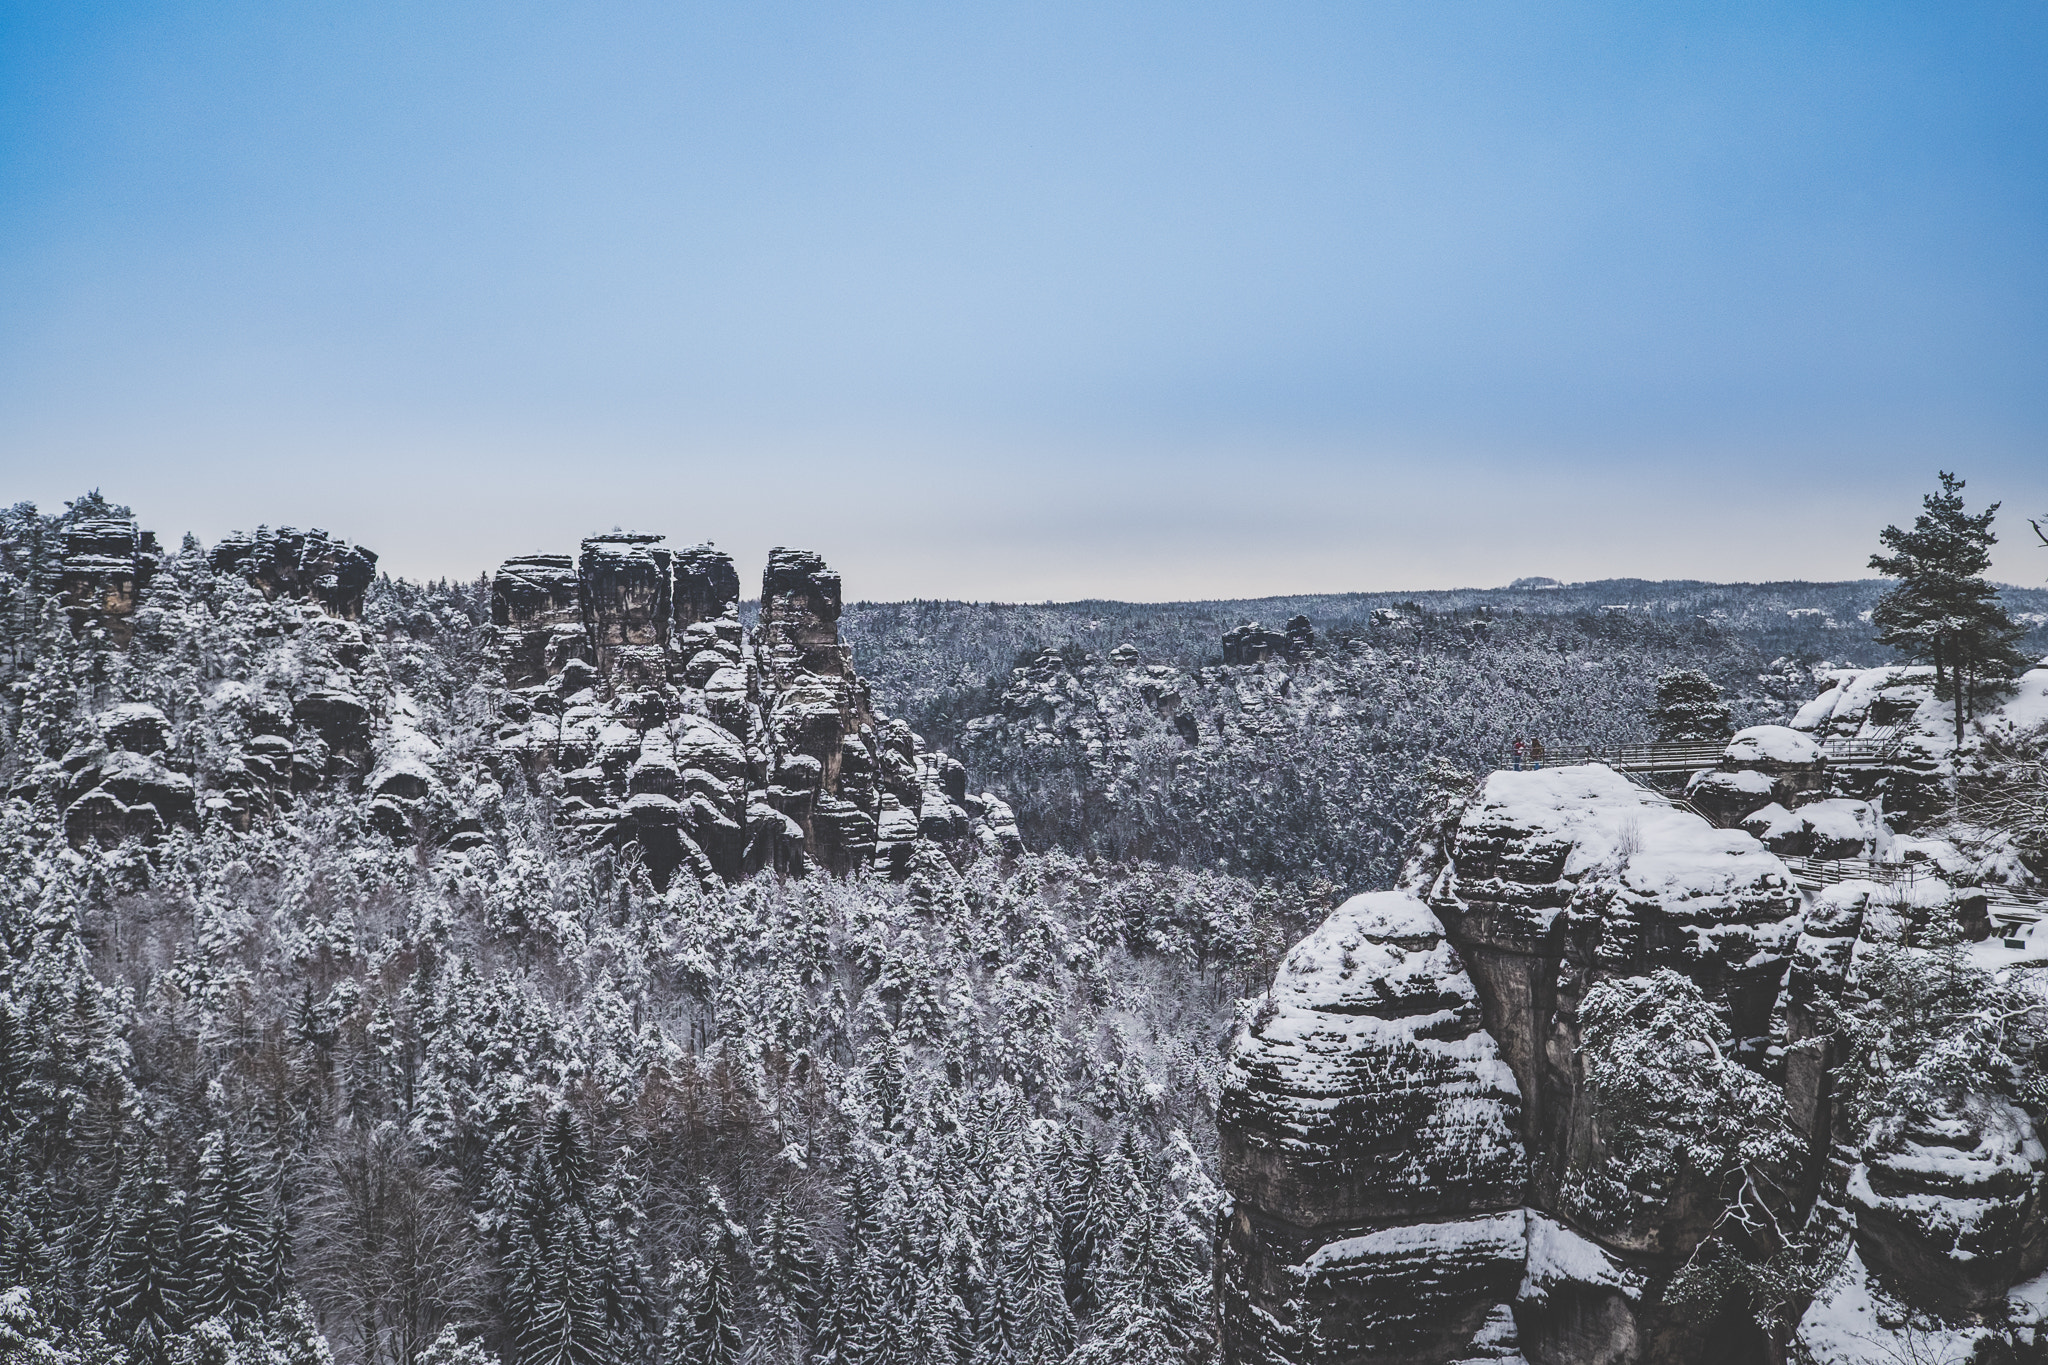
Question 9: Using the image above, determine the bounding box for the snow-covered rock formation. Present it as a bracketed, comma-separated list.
[20, 515, 1020, 889]
[1222, 761, 2048, 1364]
[490, 536, 1021, 884]
[1788, 660, 2048, 827]
[1220, 890, 1527, 1363]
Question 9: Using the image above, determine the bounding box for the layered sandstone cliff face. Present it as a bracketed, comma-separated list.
[56, 516, 159, 641]
[1220, 890, 1527, 1364]
[1221, 761, 2048, 1365]
[490, 537, 1020, 885]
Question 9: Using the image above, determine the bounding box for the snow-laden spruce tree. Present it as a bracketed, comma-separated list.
[1650, 669, 1733, 743]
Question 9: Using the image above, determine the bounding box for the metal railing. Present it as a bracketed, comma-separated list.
[1519, 724, 1911, 776]
[1781, 856, 2046, 934]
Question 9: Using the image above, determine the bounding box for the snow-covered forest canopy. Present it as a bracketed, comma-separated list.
[0, 489, 2045, 1365]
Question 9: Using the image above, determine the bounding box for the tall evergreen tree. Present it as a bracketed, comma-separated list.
[669, 1231, 743, 1365]
[99, 1164, 186, 1362]
[750, 1192, 815, 1365]
[506, 1147, 612, 1365]
[184, 1134, 271, 1330]
[1869, 472, 2031, 746]
[808, 1256, 854, 1365]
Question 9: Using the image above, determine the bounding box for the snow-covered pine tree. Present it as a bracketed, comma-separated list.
[750, 1191, 814, 1365]
[98, 1162, 186, 1359]
[671, 1229, 743, 1365]
[184, 1133, 272, 1330]
[1650, 669, 1733, 743]
[1870, 471, 2034, 745]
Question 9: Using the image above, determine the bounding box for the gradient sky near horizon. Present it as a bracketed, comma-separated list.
[2, 1, 2045, 600]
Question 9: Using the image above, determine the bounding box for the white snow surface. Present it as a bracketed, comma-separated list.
[1451, 767, 1798, 943]
[1799, 798, 1878, 854]
[1984, 662, 2048, 737]
[366, 694, 446, 795]
[1519, 1213, 1645, 1302]
[1304, 1211, 1527, 1274]
[1269, 891, 1449, 1012]
[1797, 1246, 1990, 1365]
[1471, 766, 1780, 877]
[1790, 661, 2048, 757]
[1724, 724, 1820, 766]
[1741, 802, 1801, 843]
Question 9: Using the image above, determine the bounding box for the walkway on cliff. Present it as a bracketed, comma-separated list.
[1532, 726, 1910, 776]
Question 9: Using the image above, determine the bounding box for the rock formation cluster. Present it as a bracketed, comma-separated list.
[24, 518, 406, 844]
[32, 515, 1018, 889]
[1222, 614, 1318, 665]
[490, 535, 1020, 885]
[1220, 740, 2048, 1364]
[208, 525, 380, 619]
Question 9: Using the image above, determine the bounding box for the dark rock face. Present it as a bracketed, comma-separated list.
[1223, 621, 1294, 665]
[491, 554, 583, 689]
[760, 547, 846, 675]
[577, 533, 672, 679]
[57, 517, 159, 641]
[209, 527, 378, 619]
[56, 703, 196, 846]
[491, 538, 1017, 887]
[673, 544, 741, 626]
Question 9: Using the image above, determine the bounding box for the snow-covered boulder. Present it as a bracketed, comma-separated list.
[1849, 1101, 2048, 1314]
[1725, 723, 1822, 769]
[1686, 765, 1781, 826]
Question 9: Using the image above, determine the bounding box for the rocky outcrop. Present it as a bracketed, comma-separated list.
[673, 545, 742, 627]
[1220, 890, 1528, 1364]
[577, 533, 672, 681]
[1684, 725, 1825, 828]
[1224, 757, 2048, 1364]
[55, 703, 196, 846]
[1786, 666, 1954, 826]
[491, 537, 1019, 887]
[490, 553, 583, 689]
[56, 517, 159, 641]
[1223, 619, 1303, 665]
[8, 517, 488, 849]
[1224, 766, 1809, 1364]
[209, 526, 378, 619]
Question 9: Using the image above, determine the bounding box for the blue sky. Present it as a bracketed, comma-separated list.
[1, 1, 2044, 598]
